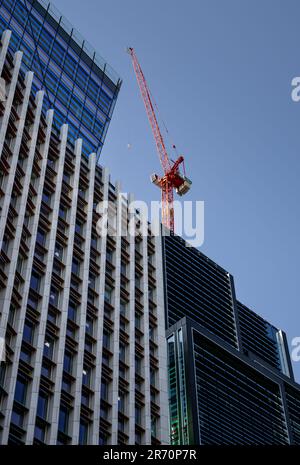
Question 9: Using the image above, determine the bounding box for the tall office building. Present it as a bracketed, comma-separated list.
[0, 0, 122, 158]
[0, 27, 169, 445]
[163, 234, 300, 445]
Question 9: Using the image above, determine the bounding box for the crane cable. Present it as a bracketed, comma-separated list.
[148, 86, 180, 159]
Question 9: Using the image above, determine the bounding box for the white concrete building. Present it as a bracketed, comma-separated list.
[0, 30, 169, 446]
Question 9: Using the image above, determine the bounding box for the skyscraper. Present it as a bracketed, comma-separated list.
[0, 30, 169, 444]
[0, 0, 121, 158]
[163, 234, 300, 445]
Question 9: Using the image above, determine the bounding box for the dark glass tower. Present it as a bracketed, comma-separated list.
[0, 0, 121, 158]
[163, 234, 300, 445]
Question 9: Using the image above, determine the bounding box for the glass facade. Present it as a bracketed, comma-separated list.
[167, 330, 189, 445]
[237, 300, 284, 373]
[164, 234, 300, 444]
[285, 384, 300, 445]
[163, 234, 238, 347]
[167, 319, 300, 445]
[0, 0, 121, 158]
[193, 331, 288, 444]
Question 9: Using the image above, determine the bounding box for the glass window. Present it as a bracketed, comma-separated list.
[119, 342, 126, 363]
[118, 393, 125, 413]
[149, 288, 155, 302]
[91, 234, 98, 249]
[41, 362, 51, 379]
[38, 27, 53, 55]
[102, 330, 110, 350]
[68, 301, 77, 322]
[102, 352, 110, 367]
[81, 107, 94, 130]
[85, 317, 93, 336]
[66, 323, 75, 339]
[82, 367, 91, 387]
[58, 406, 69, 434]
[62, 376, 71, 393]
[14, 377, 27, 405]
[45, 69, 58, 94]
[72, 258, 80, 276]
[135, 405, 142, 425]
[63, 53, 77, 77]
[121, 262, 127, 276]
[118, 418, 125, 433]
[23, 320, 34, 344]
[53, 261, 62, 277]
[75, 220, 83, 235]
[51, 40, 66, 67]
[59, 205, 67, 220]
[119, 364, 126, 380]
[42, 191, 51, 204]
[120, 318, 126, 332]
[151, 416, 157, 437]
[79, 421, 88, 445]
[94, 119, 103, 138]
[30, 270, 41, 292]
[135, 274, 141, 289]
[20, 346, 31, 364]
[85, 338, 93, 354]
[63, 351, 73, 374]
[54, 243, 64, 260]
[63, 171, 71, 184]
[70, 94, 83, 119]
[135, 313, 141, 330]
[11, 409, 24, 427]
[149, 325, 154, 340]
[135, 355, 142, 376]
[135, 431, 142, 445]
[99, 432, 107, 445]
[28, 293, 39, 309]
[87, 78, 99, 102]
[37, 228, 46, 247]
[49, 286, 59, 307]
[104, 286, 112, 304]
[44, 338, 54, 360]
[101, 380, 108, 401]
[81, 392, 89, 407]
[37, 393, 48, 419]
[88, 273, 96, 290]
[120, 300, 127, 316]
[150, 368, 156, 387]
[71, 278, 79, 291]
[47, 309, 57, 325]
[106, 249, 113, 263]
[151, 390, 156, 403]
[88, 289, 95, 305]
[34, 424, 45, 442]
[100, 405, 108, 420]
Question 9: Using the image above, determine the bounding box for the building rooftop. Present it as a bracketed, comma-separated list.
[31, 0, 121, 88]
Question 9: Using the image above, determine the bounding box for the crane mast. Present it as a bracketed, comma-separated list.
[127, 47, 191, 232]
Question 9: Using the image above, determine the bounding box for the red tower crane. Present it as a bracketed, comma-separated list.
[127, 47, 191, 232]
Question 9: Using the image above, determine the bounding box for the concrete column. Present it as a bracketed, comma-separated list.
[91, 166, 109, 444]
[1, 90, 45, 444]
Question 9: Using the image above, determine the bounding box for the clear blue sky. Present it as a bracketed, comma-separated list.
[58, 0, 300, 381]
